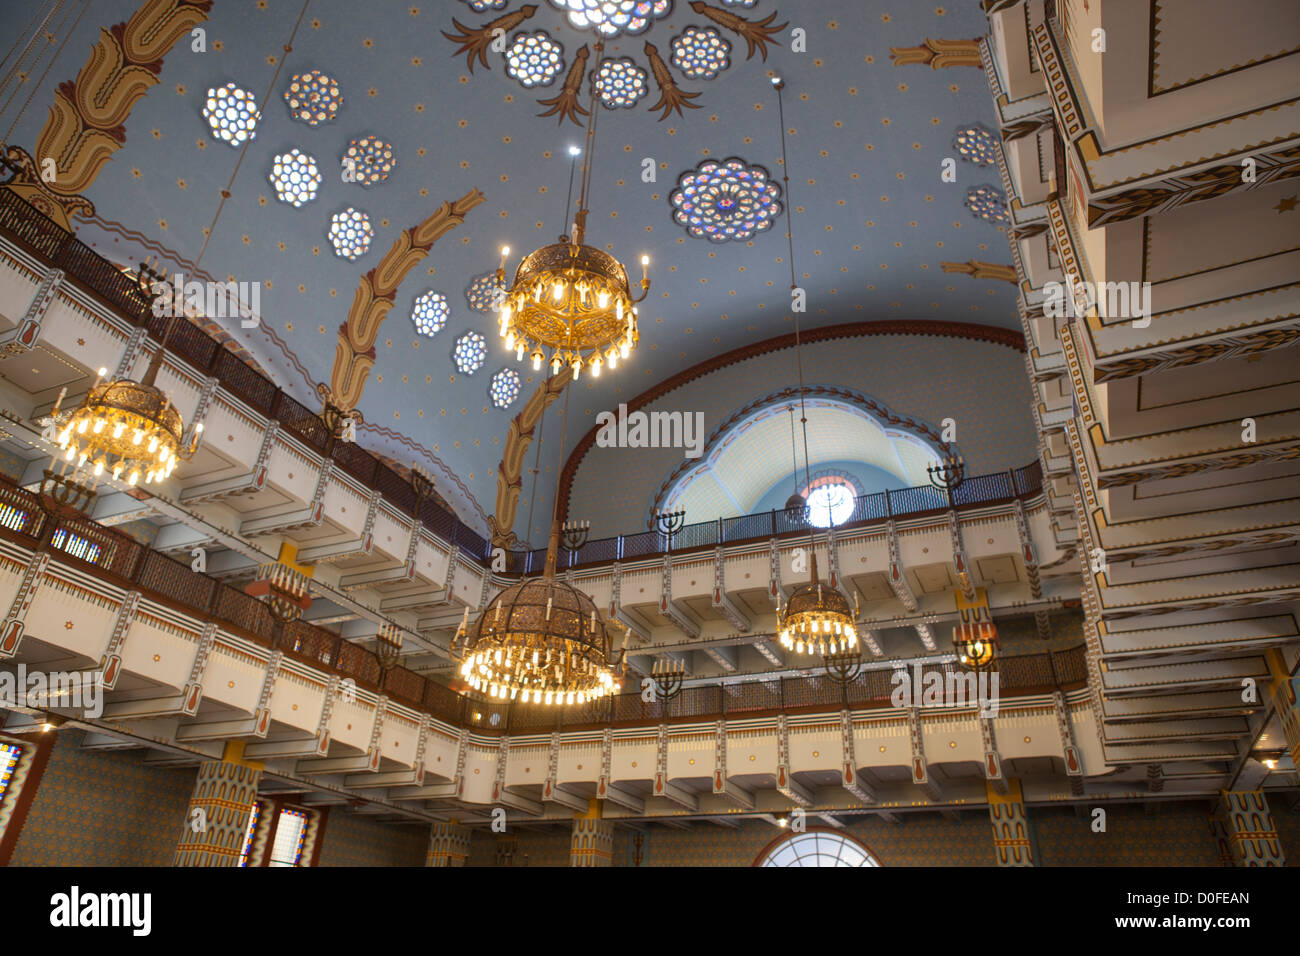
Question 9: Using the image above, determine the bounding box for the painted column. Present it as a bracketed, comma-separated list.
[1266, 649, 1299, 772]
[173, 741, 262, 867]
[987, 778, 1034, 867]
[570, 800, 614, 868]
[426, 821, 471, 867]
[1215, 791, 1286, 866]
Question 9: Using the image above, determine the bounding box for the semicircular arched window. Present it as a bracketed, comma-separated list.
[758, 830, 880, 867]
[801, 473, 860, 528]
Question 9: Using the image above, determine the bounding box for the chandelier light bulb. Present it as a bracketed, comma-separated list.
[532, 350, 543, 371]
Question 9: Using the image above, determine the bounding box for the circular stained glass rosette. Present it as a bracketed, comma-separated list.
[329, 208, 374, 260]
[953, 125, 998, 166]
[670, 158, 782, 242]
[670, 25, 731, 80]
[283, 70, 342, 126]
[965, 185, 1009, 223]
[465, 272, 506, 313]
[412, 291, 450, 337]
[547, 0, 671, 38]
[203, 83, 260, 147]
[594, 57, 649, 109]
[342, 136, 396, 186]
[454, 331, 488, 374]
[461, 0, 507, 10]
[505, 32, 565, 89]
[489, 368, 521, 408]
[269, 149, 322, 207]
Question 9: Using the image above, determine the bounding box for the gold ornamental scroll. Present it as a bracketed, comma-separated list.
[328, 188, 487, 411]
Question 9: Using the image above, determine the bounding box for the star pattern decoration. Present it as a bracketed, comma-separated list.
[442, 0, 787, 124]
[1274, 195, 1297, 213]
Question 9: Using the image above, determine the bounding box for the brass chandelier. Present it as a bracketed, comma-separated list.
[50, 270, 199, 486]
[770, 74, 859, 656]
[454, 525, 626, 705]
[455, 206, 630, 703]
[494, 42, 649, 380]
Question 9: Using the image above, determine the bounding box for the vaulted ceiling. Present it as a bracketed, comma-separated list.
[7, 0, 1018, 534]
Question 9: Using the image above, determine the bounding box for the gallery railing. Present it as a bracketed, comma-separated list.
[0, 191, 1046, 577]
[0, 190, 491, 562]
[502, 460, 1042, 574]
[0, 478, 1082, 739]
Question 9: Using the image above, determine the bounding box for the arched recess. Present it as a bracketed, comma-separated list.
[754, 827, 882, 867]
[556, 320, 1026, 526]
[650, 386, 953, 526]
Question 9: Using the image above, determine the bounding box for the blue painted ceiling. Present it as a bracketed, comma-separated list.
[6, 0, 1016, 535]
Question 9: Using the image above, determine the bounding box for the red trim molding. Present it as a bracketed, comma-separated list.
[558, 320, 1026, 517]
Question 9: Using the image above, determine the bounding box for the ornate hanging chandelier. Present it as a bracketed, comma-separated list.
[49, 267, 199, 486]
[454, 527, 626, 705]
[453, 276, 629, 704]
[777, 551, 859, 656]
[494, 42, 650, 380]
[768, 73, 859, 657]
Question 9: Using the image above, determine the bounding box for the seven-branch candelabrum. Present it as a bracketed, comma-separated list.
[653, 508, 686, 545]
[953, 620, 998, 671]
[651, 657, 685, 702]
[561, 519, 590, 552]
[254, 562, 312, 624]
[375, 622, 403, 673]
[927, 453, 966, 494]
[823, 647, 863, 686]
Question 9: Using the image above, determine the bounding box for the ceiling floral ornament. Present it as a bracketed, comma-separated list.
[953, 124, 998, 166]
[268, 149, 322, 207]
[669, 157, 782, 242]
[342, 135, 396, 186]
[670, 25, 731, 79]
[965, 184, 1010, 224]
[283, 70, 343, 126]
[465, 271, 506, 313]
[594, 56, 650, 108]
[505, 31, 567, 87]
[442, 0, 786, 124]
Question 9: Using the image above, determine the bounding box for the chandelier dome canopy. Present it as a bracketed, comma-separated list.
[458, 548, 626, 705]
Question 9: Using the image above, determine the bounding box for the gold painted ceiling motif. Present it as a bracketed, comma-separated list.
[442, 0, 787, 125]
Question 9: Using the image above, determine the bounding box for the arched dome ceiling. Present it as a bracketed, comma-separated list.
[8, 0, 1017, 530]
[659, 395, 942, 524]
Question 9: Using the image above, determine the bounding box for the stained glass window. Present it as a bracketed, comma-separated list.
[461, 0, 507, 11]
[269, 149, 322, 207]
[671, 26, 731, 80]
[269, 807, 310, 867]
[505, 32, 565, 88]
[965, 185, 1010, 223]
[50, 527, 102, 564]
[465, 272, 506, 313]
[454, 332, 488, 374]
[547, 0, 671, 38]
[283, 70, 342, 127]
[670, 158, 782, 242]
[806, 483, 855, 528]
[329, 208, 374, 259]
[953, 125, 998, 166]
[412, 291, 450, 336]
[0, 742, 21, 801]
[489, 368, 521, 408]
[760, 832, 879, 867]
[237, 801, 261, 867]
[595, 57, 649, 109]
[342, 136, 395, 186]
[203, 83, 260, 147]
